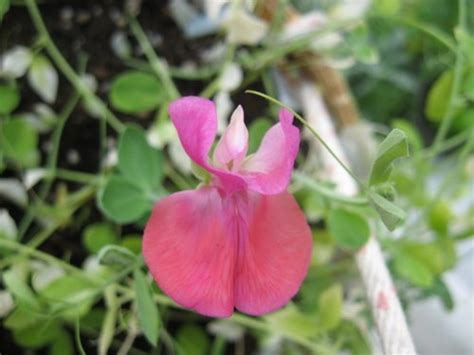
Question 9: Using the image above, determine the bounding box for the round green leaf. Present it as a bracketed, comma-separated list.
[82, 223, 119, 254]
[328, 208, 370, 250]
[0, 84, 20, 114]
[98, 175, 151, 224]
[118, 125, 163, 190]
[0, 117, 39, 167]
[109, 71, 163, 113]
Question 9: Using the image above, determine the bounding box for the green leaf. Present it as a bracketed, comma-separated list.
[424, 278, 454, 311]
[248, 118, 272, 153]
[0, 83, 20, 114]
[428, 201, 452, 234]
[453, 107, 474, 132]
[425, 69, 453, 122]
[368, 129, 409, 186]
[109, 71, 164, 113]
[3, 267, 40, 310]
[319, 284, 342, 330]
[265, 304, 320, 339]
[39, 275, 96, 319]
[121, 234, 142, 254]
[0, 117, 39, 167]
[391, 119, 424, 151]
[462, 69, 474, 100]
[98, 245, 136, 267]
[327, 208, 370, 250]
[393, 252, 434, 288]
[176, 325, 210, 355]
[49, 330, 74, 355]
[0, 0, 11, 23]
[118, 125, 163, 191]
[99, 175, 151, 224]
[133, 269, 160, 346]
[368, 190, 406, 231]
[82, 223, 119, 254]
[338, 320, 371, 355]
[402, 242, 446, 275]
[13, 321, 61, 349]
[4, 305, 41, 330]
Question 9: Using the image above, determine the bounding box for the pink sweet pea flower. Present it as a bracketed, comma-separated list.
[143, 96, 312, 317]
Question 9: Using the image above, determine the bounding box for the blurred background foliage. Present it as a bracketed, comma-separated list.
[0, 0, 473, 354]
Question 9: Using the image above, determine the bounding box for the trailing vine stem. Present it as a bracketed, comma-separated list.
[24, 0, 125, 133]
[246, 90, 366, 189]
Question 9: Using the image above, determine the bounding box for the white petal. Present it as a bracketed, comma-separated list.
[219, 62, 243, 92]
[0, 46, 33, 78]
[329, 0, 371, 21]
[215, 91, 233, 134]
[147, 121, 176, 149]
[110, 31, 132, 59]
[31, 264, 65, 291]
[0, 209, 17, 240]
[27, 55, 58, 103]
[207, 320, 244, 341]
[0, 178, 28, 207]
[169, 139, 192, 174]
[223, 8, 268, 45]
[204, 0, 229, 20]
[23, 168, 48, 190]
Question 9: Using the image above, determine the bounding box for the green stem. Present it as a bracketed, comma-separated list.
[292, 172, 368, 205]
[26, 184, 96, 248]
[17, 93, 80, 241]
[128, 15, 180, 99]
[430, 0, 466, 155]
[24, 0, 125, 133]
[246, 90, 365, 188]
[0, 238, 84, 275]
[372, 15, 457, 52]
[54, 168, 99, 184]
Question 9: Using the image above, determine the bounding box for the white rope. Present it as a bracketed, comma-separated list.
[297, 81, 417, 355]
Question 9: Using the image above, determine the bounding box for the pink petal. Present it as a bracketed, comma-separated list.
[169, 96, 246, 193]
[241, 109, 300, 194]
[168, 96, 217, 167]
[234, 191, 312, 315]
[214, 105, 248, 169]
[143, 188, 236, 317]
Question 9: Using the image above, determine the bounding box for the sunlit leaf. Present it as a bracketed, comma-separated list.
[0, 46, 32, 78]
[27, 54, 58, 103]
